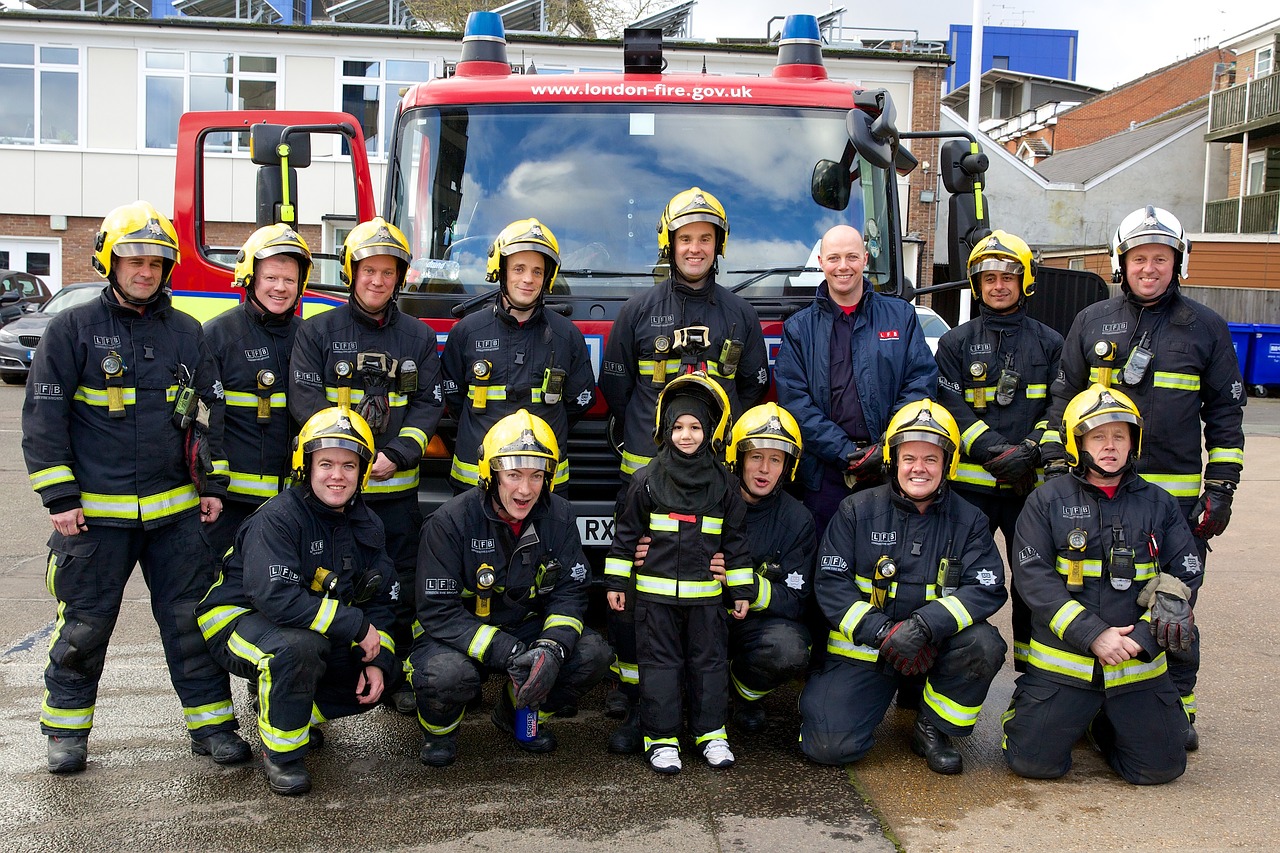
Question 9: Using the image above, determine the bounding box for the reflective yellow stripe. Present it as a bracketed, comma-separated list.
[30, 465, 75, 491]
[1102, 653, 1167, 688]
[1139, 472, 1202, 499]
[227, 471, 282, 499]
[643, 735, 680, 751]
[198, 604, 250, 640]
[954, 461, 1000, 488]
[1042, 429, 1061, 445]
[139, 485, 200, 522]
[378, 629, 395, 656]
[309, 597, 338, 633]
[423, 710, 464, 736]
[1207, 447, 1243, 465]
[922, 680, 982, 728]
[638, 359, 681, 378]
[634, 574, 722, 598]
[74, 385, 137, 406]
[1013, 640, 1030, 666]
[750, 576, 772, 611]
[450, 457, 481, 485]
[838, 600, 874, 638]
[1049, 600, 1086, 639]
[964, 387, 997, 403]
[724, 567, 754, 586]
[1027, 638, 1095, 682]
[611, 659, 639, 685]
[79, 491, 140, 519]
[701, 516, 723, 535]
[732, 669, 769, 701]
[1152, 372, 1199, 391]
[604, 556, 633, 579]
[467, 624, 498, 660]
[936, 595, 974, 631]
[826, 630, 879, 662]
[960, 421, 989, 452]
[184, 699, 235, 731]
[543, 614, 584, 634]
[211, 459, 230, 476]
[1025, 384, 1047, 398]
[1053, 556, 1157, 581]
[621, 450, 653, 476]
[695, 726, 728, 745]
[552, 457, 569, 487]
[648, 513, 680, 532]
[224, 390, 286, 408]
[41, 694, 93, 731]
[467, 386, 508, 402]
[364, 468, 420, 495]
[399, 426, 428, 452]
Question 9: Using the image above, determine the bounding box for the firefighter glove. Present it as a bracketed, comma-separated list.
[508, 639, 566, 709]
[846, 443, 883, 482]
[983, 439, 1038, 484]
[1191, 480, 1234, 540]
[1042, 457, 1071, 481]
[1137, 573, 1195, 651]
[185, 421, 213, 494]
[357, 393, 391, 435]
[879, 613, 937, 676]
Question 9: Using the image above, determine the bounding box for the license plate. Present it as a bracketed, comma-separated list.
[576, 515, 615, 546]
[27, 349, 35, 360]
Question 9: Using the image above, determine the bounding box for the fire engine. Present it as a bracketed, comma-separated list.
[171, 11, 990, 547]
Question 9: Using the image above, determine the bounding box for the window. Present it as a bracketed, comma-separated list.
[0, 43, 80, 146]
[992, 55, 1009, 70]
[1257, 46, 1273, 78]
[340, 59, 431, 159]
[1247, 151, 1266, 195]
[144, 51, 277, 150]
[1068, 258, 1086, 271]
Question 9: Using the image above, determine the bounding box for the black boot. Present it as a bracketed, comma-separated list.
[492, 690, 557, 753]
[733, 698, 767, 734]
[419, 733, 458, 767]
[47, 735, 88, 774]
[603, 683, 630, 719]
[911, 717, 962, 775]
[191, 730, 253, 765]
[1185, 713, 1199, 752]
[607, 704, 643, 755]
[262, 752, 311, 796]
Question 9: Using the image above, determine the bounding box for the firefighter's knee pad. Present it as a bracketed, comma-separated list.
[419, 649, 481, 706]
[940, 622, 1007, 681]
[265, 628, 329, 682]
[749, 622, 810, 681]
[565, 631, 612, 690]
[49, 615, 111, 678]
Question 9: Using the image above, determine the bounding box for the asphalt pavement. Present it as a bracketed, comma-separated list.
[1, 384, 1278, 852]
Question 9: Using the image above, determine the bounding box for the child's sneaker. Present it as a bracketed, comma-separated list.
[648, 746, 682, 775]
[702, 738, 735, 769]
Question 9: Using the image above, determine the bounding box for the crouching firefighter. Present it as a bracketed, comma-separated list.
[799, 400, 1008, 774]
[1003, 385, 1199, 785]
[196, 408, 400, 796]
[410, 410, 611, 767]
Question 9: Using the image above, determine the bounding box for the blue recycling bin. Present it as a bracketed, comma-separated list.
[1247, 324, 1280, 389]
[1229, 323, 1253, 373]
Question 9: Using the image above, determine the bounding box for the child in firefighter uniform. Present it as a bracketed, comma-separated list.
[1003, 385, 1199, 785]
[605, 373, 754, 774]
[23, 200, 249, 775]
[935, 231, 1063, 670]
[722, 403, 816, 733]
[442, 218, 595, 493]
[204, 224, 310, 558]
[289, 217, 445, 713]
[411, 410, 611, 768]
[799, 400, 1008, 774]
[197, 408, 400, 796]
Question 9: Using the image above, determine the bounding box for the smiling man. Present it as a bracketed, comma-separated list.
[1041, 206, 1245, 751]
[935, 231, 1063, 672]
[799, 400, 1007, 775]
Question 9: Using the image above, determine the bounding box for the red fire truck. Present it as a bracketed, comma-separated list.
[171, 11, 990, 547]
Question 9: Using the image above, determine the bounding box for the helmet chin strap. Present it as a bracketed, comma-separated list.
[1077, 451, 1134, 480]
[109, 272, 164, 307]
[888, 459, 947, 504]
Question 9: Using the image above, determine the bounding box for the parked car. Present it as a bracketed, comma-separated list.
[0, 270, 52, 326]
[0, 283, 103, 385]
[914, 303, 951, 355]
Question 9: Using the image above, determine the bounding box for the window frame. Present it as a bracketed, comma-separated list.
[337, 58, 432, 161]
[0, 42, 82, 148]
[142, 49, 280, 152]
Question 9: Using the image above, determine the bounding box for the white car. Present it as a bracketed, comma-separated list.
[913, 303, 951, 355]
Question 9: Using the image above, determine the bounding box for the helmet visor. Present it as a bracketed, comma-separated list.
[304, 435, 373, 464]
[501, 241, 560, 266]
[968, 257, 1022, 279]
[1116, 233, 1185, 258]
[349, 243, 411, 265]
[1073, 410, 1141, 437]
[490, 455, 555, 474]
[114, 241, 178, 262]
[737, 437, 800, 459]
[890, 429, 956, 456]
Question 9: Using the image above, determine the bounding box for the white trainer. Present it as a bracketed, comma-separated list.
[648, 745, 682, 775]
[702, 738, 735, 769]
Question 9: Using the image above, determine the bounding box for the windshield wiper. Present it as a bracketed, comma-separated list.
[728, 267, 820, 294]
[556, 269, 657, 278]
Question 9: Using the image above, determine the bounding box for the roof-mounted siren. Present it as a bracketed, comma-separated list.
[457, 10, 511, 77]
[773, 15, 827, 80]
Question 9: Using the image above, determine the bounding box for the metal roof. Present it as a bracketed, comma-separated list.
[1033, 109, 1206, 184]
[628, 0, 695, 38]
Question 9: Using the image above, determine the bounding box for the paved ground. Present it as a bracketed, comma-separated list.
[1, 383, 1278, 852]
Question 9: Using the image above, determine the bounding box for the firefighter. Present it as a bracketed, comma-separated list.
[23, 200, 249, 774]
[935, 230, 1063, 671]
[1004, 385, 1199, 785]
[196, 408, 397, 795]
[774, 224, 937, 539]
[598, 187, 768, 748]
[721, 403, 816, 732]
[1041, 206, 1244, 750]
[204, 223, 311, 558]
[289, 216, 445, 715]
[442, 218, 595, 493]
[799, 400, 1007, 774]
[605, 373, 754, 774]
[411, 410, 611, 767]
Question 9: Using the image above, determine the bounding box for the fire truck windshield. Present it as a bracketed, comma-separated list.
[389, 103, 896, 300]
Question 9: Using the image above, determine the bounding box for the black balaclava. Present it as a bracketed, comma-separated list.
[647, 392, 722, 514]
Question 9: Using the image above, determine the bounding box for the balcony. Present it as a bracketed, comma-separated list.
[1204, 191, 1280, 234]
[1207, 72, 1280, 142]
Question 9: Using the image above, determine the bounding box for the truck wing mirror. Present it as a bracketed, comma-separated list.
[811, 159, 851, 210]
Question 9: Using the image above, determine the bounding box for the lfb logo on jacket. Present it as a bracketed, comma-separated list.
[819, 555, 848, 572]
[871, 531, 897, 546]
[879, 330, 900, 341]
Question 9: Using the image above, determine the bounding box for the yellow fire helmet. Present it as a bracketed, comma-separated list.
[1110, 205, 1190, 283]
[967, 229, 1035, 300]
[652, 371, 732, 453]
[656, 187, 729, 261]
[485, 218, 561, 292]
[478, 409, 561, 492]
[725, 402, 803, 482]
[292, 407, 376, 491]
[1062, 383, 1143, 469]
[234, 223, 313, 293]
[338, 216, 412, 288]
[91, 200, 181, 286]
[881, 399, 961, 480]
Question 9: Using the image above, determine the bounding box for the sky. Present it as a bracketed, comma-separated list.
[681, 1, 1276, 90]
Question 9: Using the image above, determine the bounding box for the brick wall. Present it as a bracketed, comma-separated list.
[908, 64, 945, 288]
[1053, 49, 1230, 152]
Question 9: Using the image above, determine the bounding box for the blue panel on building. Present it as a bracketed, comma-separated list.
[947, 25, 1078, 92]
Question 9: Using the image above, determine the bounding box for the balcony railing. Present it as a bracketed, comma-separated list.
[1204, 192, 1280, 234]
[1209, 72, 1280, 134]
